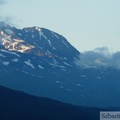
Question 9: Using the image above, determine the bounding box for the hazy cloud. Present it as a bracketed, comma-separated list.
[75, 47, 120, 69]
[0, 0, 23, 28]
[110, 52, 120, 68]
[0, 15, 20, 27]
[94, 47, 112, 57]
[1, 16, 14, 26]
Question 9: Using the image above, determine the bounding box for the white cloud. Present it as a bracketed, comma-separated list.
[75, 47, 120, 69]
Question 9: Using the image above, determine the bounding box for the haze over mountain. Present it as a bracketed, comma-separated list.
[76, 47, 120, 69]
[0, 22, 120, 108]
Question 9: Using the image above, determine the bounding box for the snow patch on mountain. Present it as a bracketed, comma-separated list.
[12, 58, 18, 62]
[24, 60, 35, 69]
[52, 58, 58, 64]
[63, 62, 72, 67]
[61, 69, 66, 71]
[66, 88, 71, 92]
[17, 33, 22, 36]
[0, 49, 21, 57]
[81, 75, 86, 78]
[61, 39, 69, 48]
[55, 81, 60, 83]
[35, 26, 41, 31]
[39, 30, 47, 39]
[76, 84, 82, 87]
[3, 61, 9, 65]
[51, 31, 59, 39]
[32, 34, 35, 38]
[4, 29, 13, 35]
[49, 63, 66, 68]
[34, 42, 43, 50]
[59, 86, 64, 89]
[38, 65, 44, 69]
[97, 76, 101, 79]
[47, 39, 52, 47]
[0, 53, 6, 57]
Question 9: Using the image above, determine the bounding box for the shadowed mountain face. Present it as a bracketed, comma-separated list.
[0, 85, 106, 120]
[0, 22, 120, 108]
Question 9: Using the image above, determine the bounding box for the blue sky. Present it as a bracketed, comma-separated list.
[0, 0, 120, 52]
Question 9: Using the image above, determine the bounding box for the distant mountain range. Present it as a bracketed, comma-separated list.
[0, 22, 120, 108]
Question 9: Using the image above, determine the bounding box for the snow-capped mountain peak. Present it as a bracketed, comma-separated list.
[0, 22, 79, 59]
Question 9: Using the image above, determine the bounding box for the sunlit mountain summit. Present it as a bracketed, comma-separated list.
[0, 21, 79, 59]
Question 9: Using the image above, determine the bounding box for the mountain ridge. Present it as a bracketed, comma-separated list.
[0, 21, 80, 60]
[0, 85, 104, 120]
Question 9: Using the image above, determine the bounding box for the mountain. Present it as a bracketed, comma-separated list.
[0, 21, 79, 59]
[0, 22, 120, 108]
[0, 85, 108, 120]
